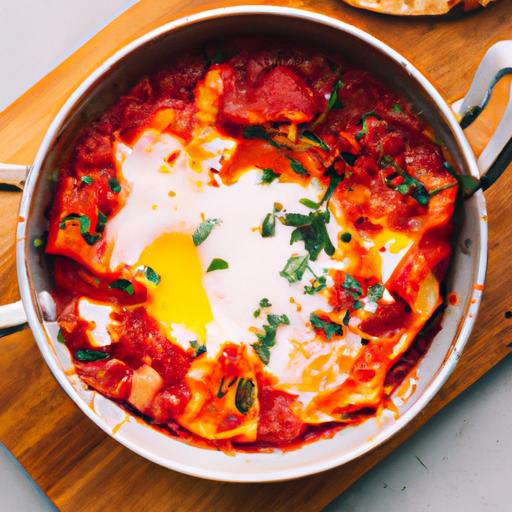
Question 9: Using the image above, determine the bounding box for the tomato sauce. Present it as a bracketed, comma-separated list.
[45, 38, 459, 451]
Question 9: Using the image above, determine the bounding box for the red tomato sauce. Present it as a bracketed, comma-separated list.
[45, 38, 459, 451]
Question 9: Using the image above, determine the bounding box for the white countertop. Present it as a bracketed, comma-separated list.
[1, 2, 511, 510]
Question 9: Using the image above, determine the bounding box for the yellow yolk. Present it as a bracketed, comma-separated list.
[136, 233, 213, 340]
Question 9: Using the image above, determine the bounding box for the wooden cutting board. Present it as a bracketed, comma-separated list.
[1, 1, 512, 510]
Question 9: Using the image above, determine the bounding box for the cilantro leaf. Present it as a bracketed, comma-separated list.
[74, 349, 110, 362]
[252, 313, 289, 364]
[280, 254, 309, 283]
[260, 168, 280, 184]
[108, 177, 121, 193]
[262, 212, 276, 237]
[288, 157, 310, 176]
[342, 274, 362, 296]
[108, 279, 135, 295]
[207, 258, 229, 272]
[192, 218, 221, 246]
[140, 265, 161, 285]
[301, 131, 329, 151]
[80, 175, 93, 185]
[355, 112, 379, 141]
[189, 340, 207, 358]
[367, 283, 384, 303]
[310, 313, 343, 340]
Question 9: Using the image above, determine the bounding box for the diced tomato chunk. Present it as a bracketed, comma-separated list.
[75, 359, 132, 399]
[220, 65, 323, 124]
[257, 385, 303, 443]
[111, 307, 192, 386]
[149, 383, 191, 422]
[359, 296, 412, 338]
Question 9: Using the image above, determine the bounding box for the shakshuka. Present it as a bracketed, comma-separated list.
[45, 39, 459, 450]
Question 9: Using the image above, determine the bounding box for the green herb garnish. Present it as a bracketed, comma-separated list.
[343, 274, 363, 297]
[392, 103, 402, 113]
[108, 177, 121, 193]
[252, 313, 289, 365]
[327, 79, 343, 111]
[59, 213, 100, 245]
[355, 111, 379, 141]
[108, 279, 135, 295]
[207, 258, 229, 272]
[283, 209, 335, 261]
[242, 125, 281, 148]
[442, 161, 480, 197]
[381, 155, 430, 206]
[74, 349, 110, 362]
[301, 131, 330, 151]
[235, 378, 256, 414]
[341, 152, 357, 166]
[304, 267, 327, 295]
[192, 218, 221, 246]
[33, 237, 44, 249]
[280, 254, 310, 283]
[260, 168, 280, 184]
[96, 210, 107, 233]
[340, 232, 352, 243]
[254, 297, 272, 318]
[190, 340, 207, 358]
[57, 329, 66, 344]
[367, 283, 384, 303]
[299, 197, 321, 209]
[288, 157, 310, 177]
[262, 212, 276, 238]
[310, 312, 343, 340]
[137, 265, 161, 285]
[80, 175, 94, 185]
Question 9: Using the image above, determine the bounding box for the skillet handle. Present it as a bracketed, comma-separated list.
[0, 163, 30, 189]
[0, 300, 28, 338]
[452, 41, 512, 190]
[0, 163, 30, 336]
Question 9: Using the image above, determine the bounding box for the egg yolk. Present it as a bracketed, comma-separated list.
[136, 232, 213, 340]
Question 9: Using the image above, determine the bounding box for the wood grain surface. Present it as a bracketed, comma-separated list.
[1, 1, 512, 511]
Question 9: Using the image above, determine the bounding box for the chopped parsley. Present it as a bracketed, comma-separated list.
[280, 254, 310, 283]
[242, 125, 281, 148]
[59, 213, 100, 245]
[282, 209, 335, 261]
[355, 112, 379, 141]
[327, 79, 343, 111]
[189, 340, 207, 358]
[301, 131, 329, 152]
[259, 298, 272, 308]
[381, 155, 429, 206]
[192, 218, 221, 246]
[207, 258, 229, 272]
[74, 349, 110, 362]
[80, 175, 94, 185]
[392, 103, 402, 113]
[253, 297, 272, 318]
[320, 166, 344, 205]
[299, 197, 321, 209]
[442, 161, 480, 197]
[108, 279, 135, 295]
[310, 312, 343, 341]
[96, 210, 107, 233]
[367, 283, 384, 303]
[262, 212, 276, 238]
[57, 329, 66, 344]
[342, 273, 363, 297]
[252, 313, 290, 365]
[235, 378, 256, 414]
[288, 157, 310, 177]
[137, 265, 161, 285]
[341, 152, 357, 166]
[108, 177, 121, 193]
[304, 268, 327, 295]
[340, 232, 352, 243]
[260, 168, 280, 184]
